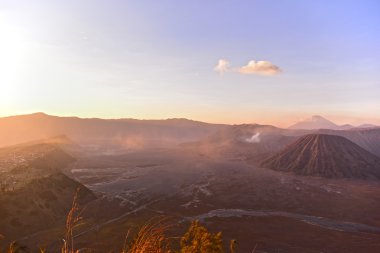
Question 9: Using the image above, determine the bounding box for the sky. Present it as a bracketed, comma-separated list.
[0, 0, 379, 127]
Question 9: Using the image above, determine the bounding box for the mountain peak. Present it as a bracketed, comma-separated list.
[311, 115, 328, 121]
[288, 115, 338, 130]
[260, 134, 380, 179]
[31, 112, 48, 116]
[288, 115, 355, 130]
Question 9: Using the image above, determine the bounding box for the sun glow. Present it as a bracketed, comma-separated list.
[0, 16, 29, 105]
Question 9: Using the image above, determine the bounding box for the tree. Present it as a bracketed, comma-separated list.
[180, 221, 224, 253]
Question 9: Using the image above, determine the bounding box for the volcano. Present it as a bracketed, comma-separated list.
[288, 115, 353, 130]
[260, 134, 380, 179]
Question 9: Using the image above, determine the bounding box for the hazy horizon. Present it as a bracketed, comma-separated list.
[0, 111, 379, 129]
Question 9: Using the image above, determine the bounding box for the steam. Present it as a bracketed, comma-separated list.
[244, 132, 261, 143]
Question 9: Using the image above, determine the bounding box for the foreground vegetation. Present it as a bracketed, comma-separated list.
[1, 191, 243, 253]
[2, 220, 238, 253]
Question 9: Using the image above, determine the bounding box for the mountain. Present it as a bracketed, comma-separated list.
[318, 128, 380, 157]
[184, 122, 380, 163]
[0, 142, 95, 241]
[260, 134, 380, 179]
[182, 124, 308, 161]
[8, 135, 83, 156]
[0, 142, 75, 177]
[0, 113, 227, 150]
[0, 173, 95, 240]
[288, 115, 353, 130]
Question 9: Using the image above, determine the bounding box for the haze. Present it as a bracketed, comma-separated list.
[2, 2, 380, 252]
[1, 0, 380, 127]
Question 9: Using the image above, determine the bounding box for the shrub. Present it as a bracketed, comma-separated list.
[180, 221, 224, 253]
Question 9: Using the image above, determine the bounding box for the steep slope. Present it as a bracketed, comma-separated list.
[0, 173, 95, 239]
[260, 134, 380, 179]
[318, 128, 380, 157]
[0, 143, 96, 241]
[288, 115, 352, 130]
[0, 143, 76, 190]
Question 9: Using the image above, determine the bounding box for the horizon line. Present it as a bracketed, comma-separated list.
[1, 111, 379, 129]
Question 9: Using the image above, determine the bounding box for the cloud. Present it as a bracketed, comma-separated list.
[238, 60, 281, 75]
[213, 59, 230, 74]
[214, 59, 281, 76]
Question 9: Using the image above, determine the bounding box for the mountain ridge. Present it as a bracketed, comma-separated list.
[0, 112, 227, 148]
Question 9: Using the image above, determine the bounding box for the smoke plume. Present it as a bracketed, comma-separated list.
[245, 132, 261, 143]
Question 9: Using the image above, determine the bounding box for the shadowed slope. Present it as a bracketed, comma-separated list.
[318, 128, 380, 157]
[260, 134, 380, 179]
[0, 142, 96, 242]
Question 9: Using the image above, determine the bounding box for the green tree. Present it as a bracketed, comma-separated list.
[180, 221, 224, 253]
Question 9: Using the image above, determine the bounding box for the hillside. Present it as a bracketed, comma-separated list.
[0, 173, 95, 240]
[0, 143, 76, 190]
[260, 134, 380, 179]
[318, 128, 380, 157]
[0, 142, 96, 242]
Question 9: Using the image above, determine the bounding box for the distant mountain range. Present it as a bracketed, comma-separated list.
[1, 113, 379, 159]
[0, 113, 378, 149]
[0, 112, 226, 149]
[288, 115, 377, 130]
[260, 134, 380, 179]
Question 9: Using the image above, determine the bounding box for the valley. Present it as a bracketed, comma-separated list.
[1, 113, 380, 252]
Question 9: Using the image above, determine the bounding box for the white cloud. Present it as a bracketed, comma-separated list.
[213, 59, 230, 75]
[214, 59, 281, 76]
[238, 60, 281, 75]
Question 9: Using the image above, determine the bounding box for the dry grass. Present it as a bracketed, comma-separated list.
[60, 190, 173, 253]
[123, 219, 172, 253]
[2, 192, 247, 253]
[62, 188, 85, 253]
[6, 241, 28, 253]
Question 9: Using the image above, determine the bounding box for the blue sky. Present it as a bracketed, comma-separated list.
[0, 0, 379, 126]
